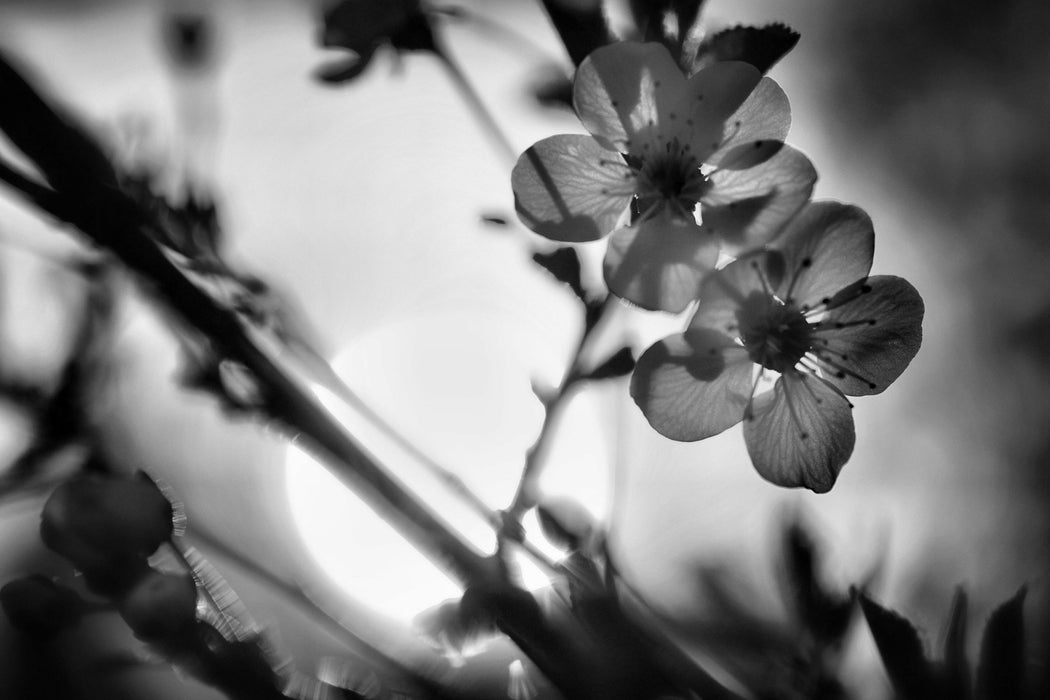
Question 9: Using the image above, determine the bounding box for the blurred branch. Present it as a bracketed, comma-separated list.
[0, 47, 493, 589]
[538, 0, 613, 68]
[432, 38, 515, 163]
[178, 528, 460, 700]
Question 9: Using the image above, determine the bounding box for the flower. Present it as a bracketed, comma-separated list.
[629, 201, 923, 491]
[512, 41, 816, 312]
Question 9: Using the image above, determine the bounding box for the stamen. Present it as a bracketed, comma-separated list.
[810, 319, 878, 332]
[636, 197, 664, 222]
[799, 356, 822, 374]
[783, 257, 812, 303]
[798, 366, 856, 409]
[750, 259, 774, 297]
[802, 297, 833, 317]
[598, 185, 640, 197]
[597, 158, 631, 173]
[808, 351, 878, 391]
[743, 367, 765, 421]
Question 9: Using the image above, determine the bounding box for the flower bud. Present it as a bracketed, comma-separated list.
[80, 556, 153, 598]
[117, 570, 197, 641]
[537, 497, 596, 552]
[0, 575, 84, 636]
[41, 474, 174, 565]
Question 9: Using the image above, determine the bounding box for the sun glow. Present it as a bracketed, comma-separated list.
[285, 308, 611, 622]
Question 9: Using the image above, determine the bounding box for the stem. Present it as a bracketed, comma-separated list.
[432, 39, 516, 163]
[537, 0, 614, 68]
[0, 158, 69, 219]
[504, 296, 615, 524]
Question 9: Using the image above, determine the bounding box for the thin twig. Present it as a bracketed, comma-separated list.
[432, 38, 516, 163]
[504, 295, 616, 524]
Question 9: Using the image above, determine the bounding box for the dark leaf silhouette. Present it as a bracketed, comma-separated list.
[532, 246, 586, 301]
[781, 519, 854, 645]
[692, 23, 800, 75]
[859, 594, 936, 699]
[317, 0, 435, 83]
[976, 586, 1026, 700]
[941, 586, 971, 700]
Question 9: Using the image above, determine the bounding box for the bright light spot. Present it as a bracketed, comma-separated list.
[285, 307, 613, 622]
[286, 444, 462, 622]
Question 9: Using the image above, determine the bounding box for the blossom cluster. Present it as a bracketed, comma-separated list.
[512, 41, 923, 491]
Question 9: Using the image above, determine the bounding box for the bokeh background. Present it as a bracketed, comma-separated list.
[0, 0, 1047, 697]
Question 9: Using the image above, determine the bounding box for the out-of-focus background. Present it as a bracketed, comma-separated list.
[0, 0, 1047, 698]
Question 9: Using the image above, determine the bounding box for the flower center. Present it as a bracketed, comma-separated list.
[736, 291, 813, 374]
[631, 139, 709, 219]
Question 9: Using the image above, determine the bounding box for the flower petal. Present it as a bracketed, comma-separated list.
[809, 275, 924, 396]
[604, 213, 720, 312]
[573, 42, 687, 153]
[743, 373, 855, 492]
[512, 134, 635, 242]
[670, 61, 762, 161]
[690, 249, 786, 333]
[771, 201, 875, 307]
[700, 145, 817, 255]
[631, 329, 753, 441]
[705, 77, 791, 169]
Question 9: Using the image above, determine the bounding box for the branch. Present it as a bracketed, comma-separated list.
[538, 0, 614, 68]
[0, 48, 492, 588]
[504, 296, 615, 524]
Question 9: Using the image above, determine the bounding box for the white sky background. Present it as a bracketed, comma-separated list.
[0, 0, 1045, 696]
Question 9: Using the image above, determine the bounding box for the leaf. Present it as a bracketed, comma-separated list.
[941, 586, 971, 700]
[859, 594, 936, 699]
[691, 23, 800, 75]
[781, 519, 854, 644]
[532, 247, 586, 301]
[120, 171, 223, 264]
[976, 586, 1027, 700]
